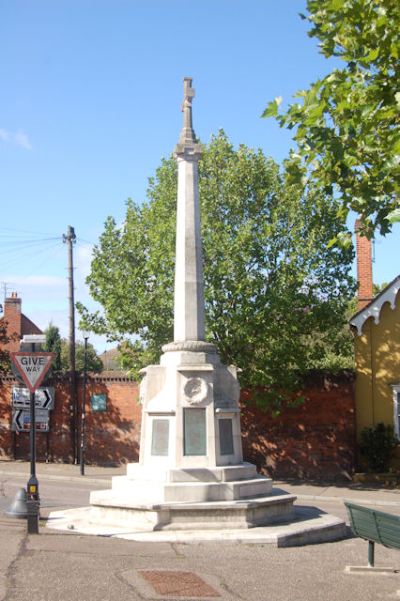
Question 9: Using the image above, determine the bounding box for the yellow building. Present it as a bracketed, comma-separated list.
[350, 276, 400, 440]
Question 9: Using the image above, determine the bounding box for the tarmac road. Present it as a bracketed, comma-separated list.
[0, 469, 111, 515]
[1, 461, 400, 601]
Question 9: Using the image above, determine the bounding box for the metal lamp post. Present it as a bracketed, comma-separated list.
[80, 331, 89, 476]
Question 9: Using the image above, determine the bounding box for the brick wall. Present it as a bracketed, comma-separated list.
[0, 374, 141, 465]
[241, 371, 356, 480]
[0, 371, 355, 480]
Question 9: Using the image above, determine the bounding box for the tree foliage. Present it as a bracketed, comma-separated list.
[44, 322, 63, 372]
[44, 323, 103, 374]
[0, 322, 13, 374]
[263, 0, 400, 238]
[79, 131, 355, 398]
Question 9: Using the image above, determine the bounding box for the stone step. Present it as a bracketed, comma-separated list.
[109, 475, 273, 503]
[89, 489, 297, 530]
[125, 462, 259, 483]
[47, 504, 347, 546]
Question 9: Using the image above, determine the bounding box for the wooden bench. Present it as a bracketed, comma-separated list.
[345, 501, 400, 571]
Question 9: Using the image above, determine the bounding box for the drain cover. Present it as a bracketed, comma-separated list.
[139, 570, 221, 598]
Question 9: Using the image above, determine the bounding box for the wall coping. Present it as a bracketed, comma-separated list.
[0, 371, 136, 385]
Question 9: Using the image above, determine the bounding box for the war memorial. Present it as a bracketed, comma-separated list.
[48, 79, 346, 545]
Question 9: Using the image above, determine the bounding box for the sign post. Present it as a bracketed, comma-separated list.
[10, 349, 55, 534]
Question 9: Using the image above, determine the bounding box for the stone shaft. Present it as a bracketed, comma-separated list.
[173, 78, 205, 342]
[174, 151, 205, 341]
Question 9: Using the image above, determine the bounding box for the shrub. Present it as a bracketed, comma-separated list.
[359, 423, 397, 473]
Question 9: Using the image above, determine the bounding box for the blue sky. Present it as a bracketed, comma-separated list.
[0, 0, 398, 350]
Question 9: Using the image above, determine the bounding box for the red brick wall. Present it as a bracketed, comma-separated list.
[0, 378, 13, 459]
[0, 375, 141, 465]
[1, 371, 355, 479]
[241, 372, 356, 480]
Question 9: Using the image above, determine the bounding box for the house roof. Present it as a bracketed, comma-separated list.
[350, 274, 400, 335]
[21, 314, 43, 336]
[0, 314, 42, 335]
[100, 347, 121, 370]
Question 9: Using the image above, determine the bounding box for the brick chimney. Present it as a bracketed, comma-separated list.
[2, 292, 23, 352]
[355, 219, 373, 311]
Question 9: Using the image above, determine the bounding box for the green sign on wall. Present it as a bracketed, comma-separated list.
[91, 394, 107, 412]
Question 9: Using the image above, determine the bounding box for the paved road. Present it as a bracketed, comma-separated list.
[0, 470, 110, 515]
[1, 462, 400, 601]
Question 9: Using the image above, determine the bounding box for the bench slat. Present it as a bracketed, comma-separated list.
[346, 504, 379, 541]
[345, 501, 400, 550]
[376, 514, 400, 550]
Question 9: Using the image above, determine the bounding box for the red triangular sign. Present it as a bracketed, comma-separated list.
[11, 352, 55, 393]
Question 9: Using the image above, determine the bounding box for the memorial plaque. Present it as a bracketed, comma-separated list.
[183, 408, 206, 456]
[219, 418, 234, 455]
[151, 419, 170, 456]
[91, 394, 107, 412]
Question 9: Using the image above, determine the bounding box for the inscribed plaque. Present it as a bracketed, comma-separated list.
[151, 419, 169, 456]
[219, 418, 234, 455]
[183, 408, 206, 456]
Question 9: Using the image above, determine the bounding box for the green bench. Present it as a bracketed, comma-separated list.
[345, 501, 400, 569]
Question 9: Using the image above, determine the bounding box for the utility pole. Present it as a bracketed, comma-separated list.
[63, 226, 78, 464]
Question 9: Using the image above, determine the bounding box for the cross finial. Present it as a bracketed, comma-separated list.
[179, 77, 196, 146]
[182, 77, 195, 110]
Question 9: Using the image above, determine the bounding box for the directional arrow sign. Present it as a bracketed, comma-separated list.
[10, 352, 55, 393]
[12, 387, 55, 410]
[12, 409, 50, 432]
[39, 387, 54, 409]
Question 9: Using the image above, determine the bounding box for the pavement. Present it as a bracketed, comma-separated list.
[1, 460, 400, 600]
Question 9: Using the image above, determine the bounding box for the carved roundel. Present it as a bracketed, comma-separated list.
[184, 377, 208, 405]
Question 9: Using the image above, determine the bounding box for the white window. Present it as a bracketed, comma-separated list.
[392, 385, 400, 439]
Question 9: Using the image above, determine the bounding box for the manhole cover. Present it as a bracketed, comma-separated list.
[139, 570, 221, 598]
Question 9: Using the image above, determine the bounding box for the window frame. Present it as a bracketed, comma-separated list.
[392, 384, 400, 439]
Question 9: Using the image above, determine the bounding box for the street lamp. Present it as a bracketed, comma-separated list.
[80, 331, 89, 476]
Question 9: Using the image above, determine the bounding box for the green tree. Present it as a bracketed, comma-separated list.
[0, 322, 12, 374]
[44, 322, 63, 373]
[60, 340, 103, 374]
[78, 131, 355, 400]
[373, 281, 389, 295]
[263, 0, 400, 238]
[44, 323, 103, 374]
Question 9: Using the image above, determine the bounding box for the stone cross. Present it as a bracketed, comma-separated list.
[179, 77, 196, 146]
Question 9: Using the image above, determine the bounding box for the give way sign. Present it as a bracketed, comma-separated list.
[10, 352, 55, 393]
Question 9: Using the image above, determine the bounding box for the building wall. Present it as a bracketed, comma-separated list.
[0, 372, 355, 479]
[354, 294, 400, 438]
